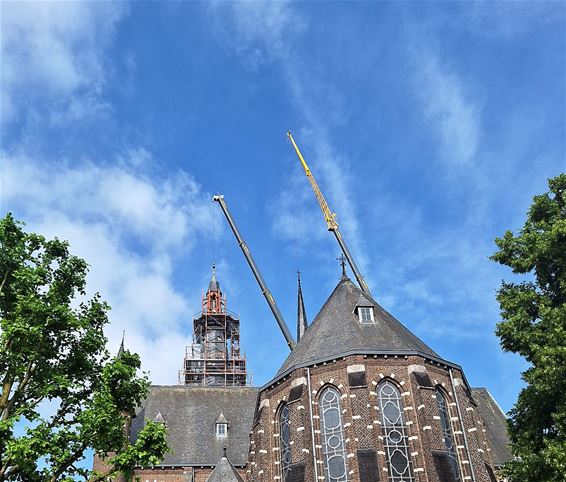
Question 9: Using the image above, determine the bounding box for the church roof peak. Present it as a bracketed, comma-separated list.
[207, 452, 245, 482]
[277, 277, 438, 375]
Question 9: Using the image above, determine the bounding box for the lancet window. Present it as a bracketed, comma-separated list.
[279, 404, 292, 482]
[377, 380, 414, 482]
[436, 388, 460, 481]
[319, 386, 348, 482]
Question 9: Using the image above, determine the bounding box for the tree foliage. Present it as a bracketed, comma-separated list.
[492, 173, 566, 482]
[0, 214, 168, 481]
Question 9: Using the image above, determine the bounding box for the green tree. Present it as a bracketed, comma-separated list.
[0, 214, 168, 482]
[492, 174, 566, 482]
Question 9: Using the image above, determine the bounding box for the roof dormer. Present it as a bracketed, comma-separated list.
[215, 412, 228, 438]
[355, 293, 375, 323]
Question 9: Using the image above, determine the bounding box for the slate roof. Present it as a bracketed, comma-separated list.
[207, 455, 245, 482]
[471, 388, 513, 467]
[208, 275, 220, 293]
[278, 278, 439, 375]
[130, 385, 259, 466]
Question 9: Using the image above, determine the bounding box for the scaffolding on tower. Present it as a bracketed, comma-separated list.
[179, 266, 248, 386]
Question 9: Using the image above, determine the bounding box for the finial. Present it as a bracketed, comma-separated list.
[337, 254, 347, 279]
[297, 270, 301, 286]
[223, 447, 227, 458]
[212, 263, 216, 280]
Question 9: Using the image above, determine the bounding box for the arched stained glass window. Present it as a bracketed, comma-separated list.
[319, 386, 348, 482]
[436, 389, 460, 481]
[279, 404, 292, 482]
[377, 380, 414, 482]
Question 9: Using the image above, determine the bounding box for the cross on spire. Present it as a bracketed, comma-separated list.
[337, 254, 347, 279]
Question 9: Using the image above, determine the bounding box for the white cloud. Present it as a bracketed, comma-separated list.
[2, 151, 213, 384]
[271, 169, 326, 247]
[211, 1, 305, 69]
[2, 151, 212, 251]
[0, 1, 125, 124]
[410, 48, 481, 168]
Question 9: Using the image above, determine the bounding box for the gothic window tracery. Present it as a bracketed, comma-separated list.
[319, 386, 348, 482]
[435, 388, 460, 481]
[377, 380, 414, 482]
[279, 404, 292, 482]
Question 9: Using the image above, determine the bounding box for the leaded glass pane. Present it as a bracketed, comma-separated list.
[279, 404, 292, 482]
[378, 381, 414, 482]
[320, 387, 348, 482]
[436, 389, 460, 481]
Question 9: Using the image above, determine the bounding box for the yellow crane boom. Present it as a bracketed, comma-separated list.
[287, 132, 338, 231]
[287, 131, 373, 297]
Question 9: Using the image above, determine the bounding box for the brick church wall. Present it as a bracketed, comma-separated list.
[251, 354, 499, 482]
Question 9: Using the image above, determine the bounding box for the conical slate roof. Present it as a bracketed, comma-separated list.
[278, 277, 438, 375]
[208, 265, 221, 293]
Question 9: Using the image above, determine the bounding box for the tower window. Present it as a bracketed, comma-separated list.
[216, 423, 227, 437]
[358, 307, 374, 323]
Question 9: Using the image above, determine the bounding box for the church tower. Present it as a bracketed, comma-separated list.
[180, 265, 247, 386]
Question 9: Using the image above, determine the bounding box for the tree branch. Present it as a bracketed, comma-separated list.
[2, 361, 36, 421]
[48, 442, 87, 482]
[0, 269, 10, 295]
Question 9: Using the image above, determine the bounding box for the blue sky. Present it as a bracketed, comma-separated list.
[1, 1, 565, 417]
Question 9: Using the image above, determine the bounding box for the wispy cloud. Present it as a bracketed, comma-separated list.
[210, 1, 305, 69]
[1, 1, 125, 124]
[2, 151, 213, 383]
[409, 45, 482, 168]
[213, 3, 369, 275]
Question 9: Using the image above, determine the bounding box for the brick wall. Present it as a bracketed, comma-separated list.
[251, 354, 499, 482]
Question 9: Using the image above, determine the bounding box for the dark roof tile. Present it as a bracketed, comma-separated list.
[471, 388, 512, 467]
[130, 385, 258, 466]
[206, 456, 245, 482]
[278, 278, 438, 375]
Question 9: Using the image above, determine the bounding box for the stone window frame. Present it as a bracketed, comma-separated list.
[376, 378, 415, 482]
[316, 384, 349, 482]
[278, 402, 292, 482]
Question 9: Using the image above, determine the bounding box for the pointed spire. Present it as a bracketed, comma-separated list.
[117, 330, 125, 358]
[208, 263, 221, 293]
[297, 271, 308, 342]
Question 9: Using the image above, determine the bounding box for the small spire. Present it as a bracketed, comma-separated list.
[297, 271, 308, 342]
[223, 447, 227, 459]
[208, 263, 221, 293]
[337, 254, 347, 279]
[117, 330, 125, 357]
